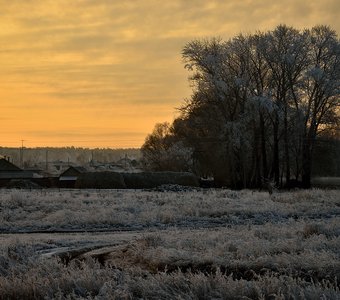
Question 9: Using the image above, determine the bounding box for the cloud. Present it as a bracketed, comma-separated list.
[0, 0, 338, 147]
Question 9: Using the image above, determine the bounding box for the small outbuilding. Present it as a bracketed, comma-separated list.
[59, 166, 87, 188]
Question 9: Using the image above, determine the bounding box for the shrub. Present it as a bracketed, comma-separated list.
[75, 172, 126, 189]
[122, 172, 199, 189]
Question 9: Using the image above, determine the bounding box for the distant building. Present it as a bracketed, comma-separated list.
[0, 158, 34, 179]
[0, 158, 37, 187]
[59, 166, 87, 188]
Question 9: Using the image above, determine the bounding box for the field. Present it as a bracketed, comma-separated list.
[0, 188, 339, 299]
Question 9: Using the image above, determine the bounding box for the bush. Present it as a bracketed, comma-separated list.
[75, 172, 126, 189]
[122, 172, 199, 189]
[75, 171, 200, 189]
[6, 179, 41, 189]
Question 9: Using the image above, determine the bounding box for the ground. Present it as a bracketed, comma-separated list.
[0, 188, 339, 299]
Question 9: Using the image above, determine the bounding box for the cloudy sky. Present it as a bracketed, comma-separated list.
[1, 0, 339, 148]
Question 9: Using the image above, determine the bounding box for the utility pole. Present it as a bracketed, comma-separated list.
[45, 149, 48, 171]
[20, 140, 25, 168]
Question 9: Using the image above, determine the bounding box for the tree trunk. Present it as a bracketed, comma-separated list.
[302, 123, 317, 188]
[252, 123, 262, 188]
[284, 107, 290, 185]
[271, 114, 280, 187]
[301, 139, 312, 188]
[227, 140, 237, 188]
[260, 113, 268, 179]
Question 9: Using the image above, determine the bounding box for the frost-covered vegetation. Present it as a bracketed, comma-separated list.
[0, 188, 339, 298]
[0, 188, 339, 232]
[142, 25, 340, 189]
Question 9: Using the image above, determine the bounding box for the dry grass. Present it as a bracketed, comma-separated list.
[0, 188, 339, 299]
[0, 188, 338, 231]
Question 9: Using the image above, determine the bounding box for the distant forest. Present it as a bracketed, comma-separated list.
[0, 147, 141, 168]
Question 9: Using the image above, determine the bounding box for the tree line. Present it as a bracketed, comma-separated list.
[0, 147, 141, 167]
[141, 25, 340, 188]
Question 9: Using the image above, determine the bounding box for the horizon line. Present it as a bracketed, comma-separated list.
[0, 145, 141, 150]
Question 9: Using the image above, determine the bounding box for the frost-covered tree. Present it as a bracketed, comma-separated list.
[142, 25, 339, 188]
[175, 98, 230, 185]
[258, 25, 310, 185]
[182, 36, 268, 187]
[178, 25, 339, 188]
[299, 26, 340, 187]
[141, 122, 193, 172]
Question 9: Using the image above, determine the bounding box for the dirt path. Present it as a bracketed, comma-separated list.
[0, 227, 216, 262]
[0, 230, 142, 260]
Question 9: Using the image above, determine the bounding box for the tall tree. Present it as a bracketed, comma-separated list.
[141, 122, 193, 172]
[300, 26, 340, 187]
[142, 25, 339, 189]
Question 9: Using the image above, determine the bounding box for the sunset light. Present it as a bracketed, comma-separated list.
[0, 0, 339, 148]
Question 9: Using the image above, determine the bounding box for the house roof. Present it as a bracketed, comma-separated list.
[0, 171, 34, 179]
[0, 158, 22, 172]
[59, 166, 87, 177]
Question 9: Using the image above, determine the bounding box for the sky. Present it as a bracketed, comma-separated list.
[0, 0, 339, 148]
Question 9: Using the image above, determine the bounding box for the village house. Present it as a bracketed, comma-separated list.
[59, 166, 87, 188]
[0, 157, 36, 187]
